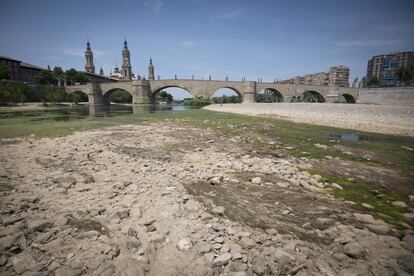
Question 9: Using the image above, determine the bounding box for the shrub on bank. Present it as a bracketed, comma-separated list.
[183, 98, 211, 106]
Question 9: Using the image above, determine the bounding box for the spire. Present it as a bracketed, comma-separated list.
[99, 66, 104, 76]
[148, 57, 155, 80]
[124, 38, 128, 49]
[85, 39, 95, 73]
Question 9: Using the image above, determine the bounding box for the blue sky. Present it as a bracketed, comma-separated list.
[1, 0, 413, 85]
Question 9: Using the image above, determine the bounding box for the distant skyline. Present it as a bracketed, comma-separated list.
[1, 0, 413, 84]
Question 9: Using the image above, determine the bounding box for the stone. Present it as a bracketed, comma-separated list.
[212, 253, 232, 267]
[232, 252, 243, 260]
[128, 228, 137, 237]
[83, 175, 95, 183]
[146, 225, 156, 232]
[1, 216, 25, 226]
[210, 177, 222, 185]
[240, 237, 256, 249]
[366, 224, 390, 235]
[314, 218, 335, 230]
[343, 242, 366, 259]
[212, 206, 225, 215]
[331, 183, 343, 190]
[227, 261, 248, 272]
[250, 177, 261, 184]
[276, 182, 289, 188]
[54, 266, 83, 276]
[391, 201, 407, 208]
[212, 223, 224, 231]
[403, 213, 414, 220]
[409, 195, 414, 202]
[353, 213, 377, 224]
[199, 243, 212, 254]
[177, 238, 192, 250]
[214, 236, 224, 244]
[26, 219, 54, 232]
[0, 255, 7, 266]
[361, 203, 374, 210]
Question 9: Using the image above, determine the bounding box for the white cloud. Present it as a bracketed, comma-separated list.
[213, 9, 243, 20]
[62, 48, 84, 57]
[181, 41, 198, 47]
[144, 0, 162, 15]
[333, 39, 403, 48]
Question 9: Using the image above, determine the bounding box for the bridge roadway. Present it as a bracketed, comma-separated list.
[65, 79, 360, 105]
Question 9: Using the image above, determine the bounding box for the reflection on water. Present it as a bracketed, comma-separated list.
[0, 104, 199, 122]
[332, 132, 411, 146]
[90, 104, 197, 116]
[341, 133, 359, 142]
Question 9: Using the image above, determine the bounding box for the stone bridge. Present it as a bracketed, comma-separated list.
[65, 79, 360, 105]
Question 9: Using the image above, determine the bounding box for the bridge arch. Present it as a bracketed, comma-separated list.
[256, 88, 284, 103]
[67, 90, 89, 103]
[341, 93, 356, 103]
[103, 88, 133, 104]
[151, 85, 194, 98]
[302, 90, 325, 103]
[211, 87, 242, 103]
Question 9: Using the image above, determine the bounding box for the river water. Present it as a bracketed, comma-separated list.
[0, 104, 199, 121]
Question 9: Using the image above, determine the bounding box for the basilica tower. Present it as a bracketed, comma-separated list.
[84, 40, 95, 73]
[121, 39, 132, 80]
[148, 57, 154, 80]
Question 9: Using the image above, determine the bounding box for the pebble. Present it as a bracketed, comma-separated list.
[212, 206, 225, 215]
[250, 177, 262, 184]
[361, 203, 375, 210]
[343, 242, 366, 259]
[212, 253, 232, 267]
[391, 201, 407, 208]
[177, 238, 192, 250]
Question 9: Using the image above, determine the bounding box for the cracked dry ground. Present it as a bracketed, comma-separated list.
[0, 121, 413, 276]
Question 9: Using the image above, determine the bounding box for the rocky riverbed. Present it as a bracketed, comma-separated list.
[0, 121, 413, 275]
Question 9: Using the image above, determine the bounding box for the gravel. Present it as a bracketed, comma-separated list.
[205, 103, 414, 137]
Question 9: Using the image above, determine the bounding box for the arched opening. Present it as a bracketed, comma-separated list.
[67, 91, 88, 104]
[152, 86, 194, 104]
[302, 91, 325, 103]
[211, 87, 242, 104]
[104, 88, 132, 104]
[341, 94, 356, 103]
[256, 88, 283, 103]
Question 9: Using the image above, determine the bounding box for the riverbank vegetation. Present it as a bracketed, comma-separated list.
[0, 66, 88, 105]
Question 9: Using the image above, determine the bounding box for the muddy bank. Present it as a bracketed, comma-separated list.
[205, 103, 414, 137]
[0, 122, 413, 275]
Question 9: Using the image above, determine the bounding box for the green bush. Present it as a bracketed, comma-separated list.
[183, 98, 211, 106]
[212, 95, 241, 104]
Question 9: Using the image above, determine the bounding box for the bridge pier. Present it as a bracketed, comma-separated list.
[132, 80, 152, 104]
[242, 81, 257, 103]
[89, 83, 109, 105]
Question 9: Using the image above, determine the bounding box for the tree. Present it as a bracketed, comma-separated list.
[40, 85, 65, 104]
[64, 68, 89, 85]
[155, 90, 173, 103]
[53, 66, 64, 77]
[367, 76, 379, 87]
[0, 64, 9, 80]
[33, 69, 53, 84]
[396, 67, 413, 86]
[0, 81, 26, 104]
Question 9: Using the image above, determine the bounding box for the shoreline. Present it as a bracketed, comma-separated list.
[205, 103, 414, 137]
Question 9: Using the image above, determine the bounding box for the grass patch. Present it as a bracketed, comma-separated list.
[303, 168, 414, 229]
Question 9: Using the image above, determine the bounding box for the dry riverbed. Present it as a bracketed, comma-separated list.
[205, 103, 414, 137]
[0, 121, 413, 275]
